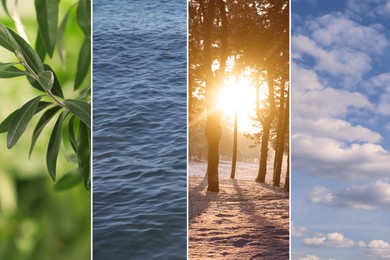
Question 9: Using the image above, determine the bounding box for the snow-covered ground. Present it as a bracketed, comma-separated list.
[189, 158, 287, 183]
[188, 159, 289, 259]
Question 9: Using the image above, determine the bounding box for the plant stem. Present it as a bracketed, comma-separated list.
[15, 50, 66, 108]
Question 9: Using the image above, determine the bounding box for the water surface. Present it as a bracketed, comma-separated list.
[93, 1, 187, 259]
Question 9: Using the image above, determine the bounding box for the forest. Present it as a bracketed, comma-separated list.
[188, 0, 289, 191]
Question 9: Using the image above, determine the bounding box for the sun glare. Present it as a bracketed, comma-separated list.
[216, 75, 264, 133]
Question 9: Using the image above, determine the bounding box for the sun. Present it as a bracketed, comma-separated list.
[216, 74, 264, 133]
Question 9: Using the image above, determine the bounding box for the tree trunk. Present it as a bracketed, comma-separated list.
[284, 152, 289, 192]
[256, 68, 275, 183]
[230, 111, 238, 179]
[273, 76, 287, 186]
[256, 122, 270, 182]
[203, 0, 227, 192]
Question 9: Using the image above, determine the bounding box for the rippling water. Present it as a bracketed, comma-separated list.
[92, 1, 187, 259]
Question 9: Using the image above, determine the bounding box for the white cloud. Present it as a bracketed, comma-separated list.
[293, 12, 389, 88]
[378, 94, 390, 115]
[359, 241, 367, 247]
[294, 117, 381, 143]
[292, 252, 336, 260]
[346, 0, 390, 18]
[309, 181, 390, 210]
[292, 35, 372, 86]
[291, 63, 323, 91]
[310, 186, 333, 204]
[297, 254, 321, 260]
[307, 13, 389, 54]
[292, 135, 390, 180]
[293, 224, 310, 237]
[303, 232, 354, 247]
[361, 240, 390, 258]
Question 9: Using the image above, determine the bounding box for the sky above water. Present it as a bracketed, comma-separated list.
[291, 0, 390, 259]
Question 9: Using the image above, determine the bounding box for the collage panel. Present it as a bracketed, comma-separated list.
[292, 1, 390, 260]
[92, 0, 187, 259]
[0, 1, 91, 259]
[188, 0, 290, 258]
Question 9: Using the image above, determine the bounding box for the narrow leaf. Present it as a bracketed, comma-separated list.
[0, 110, 18, 133]
[29, 106, 61, 158]
[35, 31, 46, 61]
[27, 64, 64, 98]
[8, 27, 45, 74]
[38, 70, 54, 90]
[0, 62, 19, 69]
[43, 64, 63, 98]
[46, 112, 64, 181]
[54, 170, 82, 191]
[0, 22, 19, 51]
[57, 5, 76, 65]
[77, 121, 90, 190]
[76, 0, 91, 39]
[36, 101, 53, 113]
[35, 0, 58, 57]
[74, 38, 90, 90]
[1, 0, 11, 18]
[0, 101, 52, 134]
[67, 115, 77, 152]
[0, 63, 26, 78]
[64, 99, 90, 129]
[7, 95, 44, 148]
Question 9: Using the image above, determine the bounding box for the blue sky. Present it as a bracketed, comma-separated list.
[292, 1, 390, 259]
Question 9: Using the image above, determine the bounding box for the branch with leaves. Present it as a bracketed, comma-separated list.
[0, 0, 91, 191]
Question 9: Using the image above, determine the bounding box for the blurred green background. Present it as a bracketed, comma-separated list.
[0, 1, 91, 259]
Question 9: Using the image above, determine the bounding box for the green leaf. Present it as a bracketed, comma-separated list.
[46, 112, 64, 181]
[0, 101, 52, 134]
[36, 101, 52, 112]
[67, 115, 77, 153]
[8, 28, 45, 74]
[7, 95, 44, 148]
[35, 0, 58, 57]
[0, 62, 19, 69]
[29, 106, 61, 158]
[27, 64, 64, 98]
[0, 22, 19, 51]
[0, 110, 18, 133]
[54, 170, 82, 191]
[74, 38, 90, 90]
[0, 62, 26, 78]
[64, 99, 90, 129]
[77, 121, 90, 190]
[35, 31, 46, 61]
[57, 4, 76, 65]
[1, 0, 11, 18]
[38, 70, 54, 90]
[76, 0, 91, 39]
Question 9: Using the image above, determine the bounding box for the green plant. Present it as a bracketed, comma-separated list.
[0, 0, 91, 191]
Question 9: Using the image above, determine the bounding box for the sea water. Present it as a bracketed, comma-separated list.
[93, 1, 187, 259]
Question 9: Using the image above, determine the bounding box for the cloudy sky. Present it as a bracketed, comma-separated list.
[292, 0, 390, 259]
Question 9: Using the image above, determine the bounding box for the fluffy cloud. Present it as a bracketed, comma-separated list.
[346, 0, 390, 18]
[294, 117, 381, 143]
[303, 232, 354, 247]
[364, 72, 390, 115]
[292, 252, 321, 260]
[309, 181, 390, 210]
[292, 135, 390, 180]
[292, 224, 310, 237]
[292, 35, 372, 86]
[306, 13, 389, 54]
[293, 12, 389, 88]
[360, 240, 390, 258]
